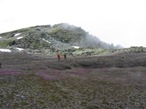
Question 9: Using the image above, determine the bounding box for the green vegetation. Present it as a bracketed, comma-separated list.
[0, 73, 145, 109]
[48, 24, 86, 43]
[72, 48, 109, 56]
[0, 39, 16, 48]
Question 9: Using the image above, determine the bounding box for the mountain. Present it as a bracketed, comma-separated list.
[0, 23, 118, 55]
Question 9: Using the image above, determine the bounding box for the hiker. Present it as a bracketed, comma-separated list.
[64, 53, 67, 60]
[57, 53, 61, 61]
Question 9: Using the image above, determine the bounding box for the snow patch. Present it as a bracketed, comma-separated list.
[42, 38, 51, 43]
[72, 46, 80, 49]
[14, 33, 21, 37]
[0, 49, 11, 52]
[16, 47, 24, 51]
[17, 36, 23, 39]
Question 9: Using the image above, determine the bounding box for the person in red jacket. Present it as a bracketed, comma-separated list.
[57, 53, 61, 61]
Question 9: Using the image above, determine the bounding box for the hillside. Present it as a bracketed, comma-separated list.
[0, 23, 117, 55]
[0, 23, 146, 109]
[0, 51, 146, 109]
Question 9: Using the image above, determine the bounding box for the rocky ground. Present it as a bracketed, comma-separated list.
[0, 52, 146, 109]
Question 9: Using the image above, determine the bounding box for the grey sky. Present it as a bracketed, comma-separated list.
[0, 0, 146, 47]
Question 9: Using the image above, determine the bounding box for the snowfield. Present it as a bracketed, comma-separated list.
[0, 49, 11, 52]
[16, 36, 23, 40]
[16, 47, 24, 51]
[72, 46, 80, 49]
[42, 38, 51, 43]
[14, 33, 21, 37]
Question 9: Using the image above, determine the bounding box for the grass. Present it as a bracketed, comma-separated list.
[0, 68, 146, 109]
[0, 52, 146, 108]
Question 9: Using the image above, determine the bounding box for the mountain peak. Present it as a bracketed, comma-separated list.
[0, 23, 117, 54]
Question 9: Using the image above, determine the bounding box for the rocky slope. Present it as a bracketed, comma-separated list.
[0, 23, 118, 55]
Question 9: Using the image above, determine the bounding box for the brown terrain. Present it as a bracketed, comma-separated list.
[0, 52, 146, 109]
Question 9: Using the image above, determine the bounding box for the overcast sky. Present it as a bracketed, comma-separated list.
[0, 0, 146, 48]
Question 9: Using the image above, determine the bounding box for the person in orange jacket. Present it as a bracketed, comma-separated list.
[57, 53, 61, 61]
